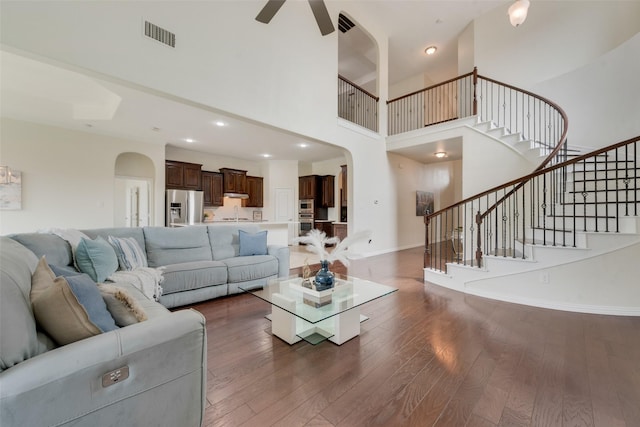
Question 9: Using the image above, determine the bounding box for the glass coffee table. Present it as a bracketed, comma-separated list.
[240, 275, 397, 345]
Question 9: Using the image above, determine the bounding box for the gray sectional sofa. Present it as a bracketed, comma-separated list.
[0, 235, 207, 427]
[10, 224, 290, 308]
[0, 224, 289, 426]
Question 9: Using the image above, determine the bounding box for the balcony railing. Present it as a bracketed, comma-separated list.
[338, 75, 379, 132]
[387, 70, 476, 135]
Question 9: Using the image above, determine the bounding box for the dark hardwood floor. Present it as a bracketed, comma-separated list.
[184, 247, 640, 427]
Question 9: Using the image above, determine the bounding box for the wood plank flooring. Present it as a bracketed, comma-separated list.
[182, 247, 640, 427]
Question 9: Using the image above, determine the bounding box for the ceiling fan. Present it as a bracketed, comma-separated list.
[255, 0, 335, 36]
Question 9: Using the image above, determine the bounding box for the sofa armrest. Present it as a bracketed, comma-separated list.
[268, 245, 290, 277]
[0, 309, 207, 427]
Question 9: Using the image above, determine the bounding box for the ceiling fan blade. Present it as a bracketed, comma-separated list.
[255, 0, 286, 24]
[308, 0, 335, 36]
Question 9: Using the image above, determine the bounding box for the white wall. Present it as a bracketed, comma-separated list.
[532, 33, 640, 149]
[0, 118, 165, 234]
[472, 1, 640, 88]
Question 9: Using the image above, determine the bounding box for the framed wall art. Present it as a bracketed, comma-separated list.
[416, 191, 434, 216]
[0, 166, 22, 210]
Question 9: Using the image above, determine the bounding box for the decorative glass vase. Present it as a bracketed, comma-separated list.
[314, 260, 335, 291]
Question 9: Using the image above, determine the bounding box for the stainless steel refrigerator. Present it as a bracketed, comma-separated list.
[166, 189, 204, 226]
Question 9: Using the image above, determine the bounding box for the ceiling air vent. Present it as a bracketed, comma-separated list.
[144, 20, 176, 48]
[338, 14, 355, 33]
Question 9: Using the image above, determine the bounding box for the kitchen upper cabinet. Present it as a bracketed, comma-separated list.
[219, 168, 247, 194]
[299, 175, 316, 200]
[340, 165, 348, 206]
[320, 175, 335, 208]
[202, 171, 223, 207]
[243, 176, 264, 207]
[166, 160, 202, 190]
[299, 175, 334, 207]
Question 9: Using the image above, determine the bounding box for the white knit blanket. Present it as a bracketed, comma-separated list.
[108, 268, 164, 301]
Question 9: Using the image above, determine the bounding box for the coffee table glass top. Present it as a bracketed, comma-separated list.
[239, 274, 397, 324]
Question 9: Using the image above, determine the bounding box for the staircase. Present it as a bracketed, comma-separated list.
[424, 137, 640, 315]
[386, 68, 640, 315]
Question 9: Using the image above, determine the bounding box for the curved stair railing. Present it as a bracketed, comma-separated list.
[392, 70, 571, 271]
[425, 135, 639, 272]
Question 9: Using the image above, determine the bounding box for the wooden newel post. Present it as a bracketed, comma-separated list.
[475, 211, 483, 268]
[424, 214, 431, 269]
[472, 66, 478, 116]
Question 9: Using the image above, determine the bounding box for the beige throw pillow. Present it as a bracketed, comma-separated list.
[32, 277, 103, 345]
[30, 256, 55, 302]
[98, 284, 148, 327]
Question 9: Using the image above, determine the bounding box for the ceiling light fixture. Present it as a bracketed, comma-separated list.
[434, 151, 447, 158]
[261, 154, 272, 158]
[424, 46, 437, 55]
[508, 0, 530, 27]
[297, 143, 309, 148]
[185, 138, 195, 143]
[215, 121, 226, 127]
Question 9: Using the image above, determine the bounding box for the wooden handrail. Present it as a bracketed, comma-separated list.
[338, 74, 379, 101]
[387, 70, 475, 104]
[477, 74, 570, 172]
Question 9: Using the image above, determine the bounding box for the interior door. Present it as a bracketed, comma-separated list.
[115, 177, 151, 227]
[275, 188, 295, 244]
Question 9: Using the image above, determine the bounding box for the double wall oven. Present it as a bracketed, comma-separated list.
[299, 199, 314, 235]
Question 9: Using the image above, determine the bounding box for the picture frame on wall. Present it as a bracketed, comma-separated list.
[0, 166, 22, 210]
[416, 191, 434, 216]
[253, 210, 263, 221]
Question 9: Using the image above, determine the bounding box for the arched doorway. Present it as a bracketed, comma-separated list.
[114, 152, 155, 227]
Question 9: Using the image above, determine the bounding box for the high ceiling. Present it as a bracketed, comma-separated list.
[0, 1, 506, 164]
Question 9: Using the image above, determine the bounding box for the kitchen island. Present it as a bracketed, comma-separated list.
[171, 221, 296, 246]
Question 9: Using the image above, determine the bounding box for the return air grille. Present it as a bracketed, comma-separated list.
[338, 14, 355, 33]
[144, 20, 175, 48]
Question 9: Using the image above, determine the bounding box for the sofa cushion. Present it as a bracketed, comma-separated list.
[239, 230, 268, 256]
[207, 224, 260, 260]
[223, 255, 279, 283]
[75, 236, 119, 282]
[9, 233, 72, 267]
[107, 235, 148, 270]
[32, 269, 118, 346]
[0, 237, 50, 372]
[161, 261, 228, 295]
[143, 226, 213, 267]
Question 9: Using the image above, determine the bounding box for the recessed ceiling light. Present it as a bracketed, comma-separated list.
[85, 123, 93, 128]
[425, 46, 437, 55]
[215, 121, 226, 127]
[261, 154, 272, 158]
[185, 138, 195, 143]
[297, 143, 309, 148]
[152, 127, 161, 132]
[434, 151, 447, 158]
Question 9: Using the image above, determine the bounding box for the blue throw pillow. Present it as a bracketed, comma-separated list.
[75, 236, 119, 282]
[65, 274, 118, 333]
[238, 230, 268, 256]
[49, 264, 81, 277]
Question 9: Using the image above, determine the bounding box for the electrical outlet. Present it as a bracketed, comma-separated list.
[539, 272, 550, 284]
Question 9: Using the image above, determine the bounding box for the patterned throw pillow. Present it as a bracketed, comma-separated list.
[107, 236, 148, 271]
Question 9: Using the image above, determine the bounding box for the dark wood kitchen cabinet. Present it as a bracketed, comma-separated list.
[314, 220, 333, 237]
[243, 176, 264, 207]
[299, 175, 316, 200]
[319, 175, 335, 208]
[340, 165, 348, 206]
[202, 171, 223, 207]
[219, 168, 247, 194]
[333, 223, 347, 241]
[166, 160, 202, 190]
[299, 174, 334, 207]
